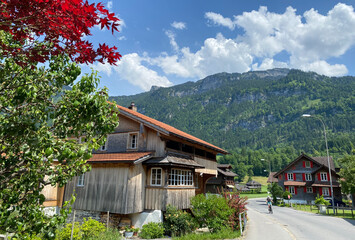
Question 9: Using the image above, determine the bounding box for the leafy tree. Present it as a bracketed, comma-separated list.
[268, 183, 283, 203]
[339, 152, 355, 207]
[0, 0, 120, 238]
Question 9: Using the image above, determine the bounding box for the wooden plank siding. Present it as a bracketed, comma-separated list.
[194, 156, 217, 175]
[63, 163, 145, 214]
[145, 187, 195, 211]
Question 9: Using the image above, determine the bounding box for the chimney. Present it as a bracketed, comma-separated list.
[128, 102, 137, 112]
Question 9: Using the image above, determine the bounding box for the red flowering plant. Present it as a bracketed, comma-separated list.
[0, 1, 121, 239]
[220, 190, 248, 231]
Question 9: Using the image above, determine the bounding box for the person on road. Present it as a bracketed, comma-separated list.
[266, 196, 273, 213]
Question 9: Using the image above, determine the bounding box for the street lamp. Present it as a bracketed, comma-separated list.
[261, 158, 272, 182]
[302, 114, 335, 214]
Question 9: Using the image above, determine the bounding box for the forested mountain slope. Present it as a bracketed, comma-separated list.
[110, 69, 354, 177]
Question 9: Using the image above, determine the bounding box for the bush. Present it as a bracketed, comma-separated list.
[140, 222, 164, 239]
[55, 219, 106, 240]
[81, 218, 106, 239]
[190, 194, 234, 233]
[221, 191, 248, 231]
[55, 222, 82, 240]
[163, 205, 197, 237]
[283, 190, 292, 200]
[315, 195, 330, 206]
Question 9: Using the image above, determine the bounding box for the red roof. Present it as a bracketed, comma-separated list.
[116, 104, 227, 154]
[88, 152, 153, 163]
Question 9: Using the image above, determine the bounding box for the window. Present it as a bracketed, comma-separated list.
[306, 187, 313, 193]
[287, 173, 294, 181]
[151, 168, 162, 186]
[77, 173, 85, 186]
[322, 187, 330, 196]
[305, 173, 312, 181]
[128, 133, 138, 149]
[320, 172, 328, 181]
[305, 161, 311, 168]
[289, 186, 295, 194]
[169, 169, 193, 186]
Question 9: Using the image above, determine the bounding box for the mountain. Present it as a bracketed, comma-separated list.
[109, 69, 354, 161]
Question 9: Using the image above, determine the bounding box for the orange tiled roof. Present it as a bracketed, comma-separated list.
[116, 104, 227, 154]
[87, 152, 153, 163]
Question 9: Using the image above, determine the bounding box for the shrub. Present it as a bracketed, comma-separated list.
[283, 190, 292, 200]
[221, 191, 248, 231]
[190, 194, 234, 233]
[81, 218, 106, 239]
[140, 222, 164, 239]
[315, 195, 330, 206]
[163, 205, 196, 237]
[55, 222, 82, 240]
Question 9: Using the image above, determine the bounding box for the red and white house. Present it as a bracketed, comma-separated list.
[272, 153, 341, 204]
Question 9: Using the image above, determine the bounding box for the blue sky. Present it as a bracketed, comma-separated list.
[82, 0, 355, 96]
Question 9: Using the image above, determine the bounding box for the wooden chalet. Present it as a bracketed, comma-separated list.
[43, 102, 227, 226]
[206, 164, 237, 193]
[273, 153, 341, 204]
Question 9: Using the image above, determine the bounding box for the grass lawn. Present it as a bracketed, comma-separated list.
[291, 204, 355, 220]
[173, 229, 241, 240]
[240, 192, 269, 199]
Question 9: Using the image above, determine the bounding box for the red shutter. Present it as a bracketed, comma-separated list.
[295, 187, 298, 195]
[318, 172, 321, 181]
[286, 186, 289, 191]
[312, 187, 315, 193]
[310, 162, 313, 168]
[294, 173, 296, 181]
[303, 161, 305, 168]
[304, 187, 306, 192]
[319, 188, 323, 196]
[285, 173, 288, 180]
[302, 173, 305, 181]
[327, 172, 330, 181]
[329, 187, 332, 196]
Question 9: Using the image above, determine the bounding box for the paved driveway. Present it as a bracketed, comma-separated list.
[243, 198, 355, 240]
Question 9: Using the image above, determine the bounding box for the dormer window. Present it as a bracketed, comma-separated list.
[128, 133, 138, 149]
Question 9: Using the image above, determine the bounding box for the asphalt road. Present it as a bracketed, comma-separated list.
[243, 198, 355, 240]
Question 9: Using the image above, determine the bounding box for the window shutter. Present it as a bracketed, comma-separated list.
[302, 173, 305, 181]
[313, 187, 315, 193]
[293, 173, 296, 181]
[286, 186, 289, 191]
[304, 187, 306, 192]
[329, 187, 332, 196]
[318, 172, 321, 181]
[303, 161, 305, 168]
[319, 188, 323, 196]
[295, 187, 298, 195]
[310, 162, 313, 168]
[285, 173, 288, 180]
[327, 172, 330, 181]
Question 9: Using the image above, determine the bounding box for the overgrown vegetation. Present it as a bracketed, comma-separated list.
[163, 205, 197, 237]
[139, 222, 165, 239]
[55, 218, 106, 240]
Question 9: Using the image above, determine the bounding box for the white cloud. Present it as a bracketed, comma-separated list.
[114, 54, 173, 91]
[165, 30, 179, 52]
[107, 1, 113, 11]
[205, 12, 235, 30]
[152, 33, 253, 78]
[171, 21, 186, 30]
